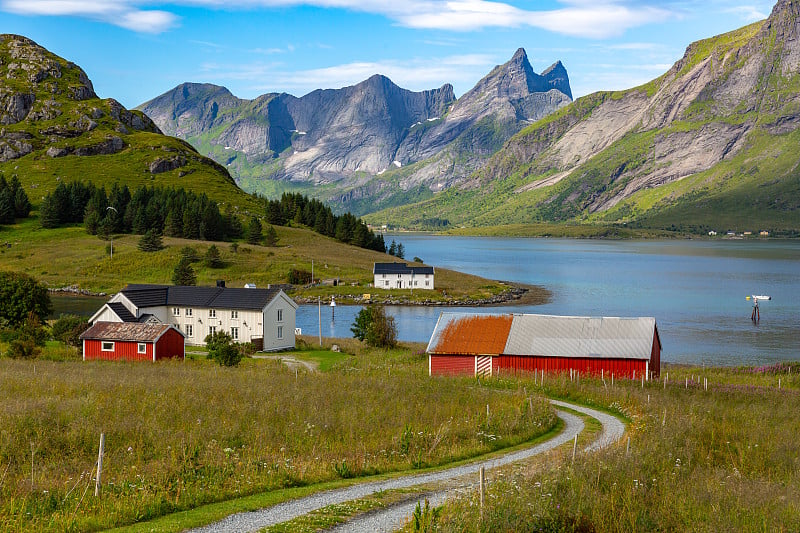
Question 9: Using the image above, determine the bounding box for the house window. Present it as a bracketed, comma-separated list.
[398, 274, 401, 278]
[185, 324, 193, 337]
[186, 308, 193, 317]
[384, 280, 389, 286]
[172, 307, 180, 316]
[231, 310, 238, 319]
[277, 326, 283, 339]
[277, 308, 283, 322]
[101, 341, 114, 351]
[231, 327, 239, 340]
[209, 309, 216, 318]
[138, 343, 147, 354]
[208, 326, 217, 336]
[425, 280, 430, 286]
[382, 273, 386, 278]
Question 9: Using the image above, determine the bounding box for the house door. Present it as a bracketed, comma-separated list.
[397, 280, 402, 288]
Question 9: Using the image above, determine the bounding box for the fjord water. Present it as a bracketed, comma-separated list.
[298, 237, 800, 366]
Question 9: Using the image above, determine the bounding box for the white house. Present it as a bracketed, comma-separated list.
[373, 262, 434, 290]
[89, 282, 297, 351]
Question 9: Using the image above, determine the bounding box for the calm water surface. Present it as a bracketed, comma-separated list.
[297, 237, 800, 366]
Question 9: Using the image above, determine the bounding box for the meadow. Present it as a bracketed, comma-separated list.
[434, 364, 800, 532]
[0, 338, 555, 532]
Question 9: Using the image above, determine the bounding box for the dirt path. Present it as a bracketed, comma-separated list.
[190, 400, 624, 533]
[251, 355, 318, 372]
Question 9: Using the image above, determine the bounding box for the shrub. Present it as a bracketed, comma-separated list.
[50, 314, 89, 347]
[0, 271, 52, 327]
[179, 246, 200, 263]
[288, 268, 312, 285]
[205, 244, 224, 268]
[351, 306, 397, 348]
[138, 229, 164, 252]
[204, 331, 243, 367]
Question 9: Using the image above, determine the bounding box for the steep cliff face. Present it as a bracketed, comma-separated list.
[138, 48, 571, 213]
[368, 0, 800, 232]
[0, 34, 246, 206]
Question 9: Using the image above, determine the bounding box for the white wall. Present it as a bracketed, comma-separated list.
[373, 272, 434, 289]
[262, 292, 297, 351]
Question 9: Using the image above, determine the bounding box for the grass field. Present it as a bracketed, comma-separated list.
[433, 363, 800, 532]
[0, 216, 540, 304]
[0, 338, 556, 532]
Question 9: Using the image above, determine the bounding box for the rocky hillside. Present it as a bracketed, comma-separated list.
[0, 35, 254, 210]
[370, 0, 800, 234]
[137, 49, 571, 214]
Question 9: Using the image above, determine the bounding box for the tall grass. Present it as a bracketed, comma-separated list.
[434, 365, 800, 532]
[0, 341, 555, 532]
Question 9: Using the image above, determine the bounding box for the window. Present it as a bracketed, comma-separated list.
[172, 307, 180, 316]
[425, 280, 430, 286]
[384, 280, 389, 286]
[382, 273, 386, 278]
[277, 308, 283, 322]
[231, 327, 239, 340]
[414, 280, 418, 286]
[186, 308, 193, 317]
[209, 309, 216, 318]
[208, 326, 217, 336]
[185, 324, 193, 337]
[277, 326, 283, 339]
[398, 274, 402, 278]
[138, 343, 147, 354]
[101, 341, 114, 351]
[231, 310, 238, 319]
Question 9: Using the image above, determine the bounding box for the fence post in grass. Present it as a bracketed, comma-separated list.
[611, 373, 614, 387]
[779, 378, 781, 390]
[647, 394, 650, 404]
[486, 404, 490, 425]
[626, 436, 630, 456]
[662, 408, 666, 427]
[641, 375, 644, 389]
[479, 466, 485, 520]
[685, 377, 688, 389]
[572, 434, 577, 464]
[95, 433, 105, 497]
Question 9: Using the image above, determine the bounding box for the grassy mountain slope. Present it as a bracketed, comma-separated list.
[0, 35, 258, 212]
[366, 3, 800, 235]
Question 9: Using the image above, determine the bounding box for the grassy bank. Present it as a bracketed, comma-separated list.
[433, 363, 800, 532]
[0, 216, 543, 304]
[0, 339, 556, 532]
[440, 223, 676, 239]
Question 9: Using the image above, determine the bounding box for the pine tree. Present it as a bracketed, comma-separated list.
[246, 216, 263, 245]
[205, 244, 224, 268]
[396, 243, 405, 259]
[138, 229, 164, 252]
[172, 257, 197, 286]
[264, 224, 279, 246]
[39, 195, 61, 228]
[388, 240, 397, 256]
[0, 188, 15, 224]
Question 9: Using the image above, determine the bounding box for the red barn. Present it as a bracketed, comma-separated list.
[427, 313, 661, 380]
[80, 322, 185, 362]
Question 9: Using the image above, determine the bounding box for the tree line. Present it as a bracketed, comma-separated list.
[265, 192, 386, 252]
[0, 175, 32, 226]
[39, 182, 244, 242]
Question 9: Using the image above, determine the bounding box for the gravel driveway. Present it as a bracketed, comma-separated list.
[191, 400, 624, 533]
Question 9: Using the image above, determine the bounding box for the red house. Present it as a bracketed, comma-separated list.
[427, 313, 661, 379]
[80, 322, 185, 362]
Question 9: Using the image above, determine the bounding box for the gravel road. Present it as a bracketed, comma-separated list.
[191, 400, 624, 533]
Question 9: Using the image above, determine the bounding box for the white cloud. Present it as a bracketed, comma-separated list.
[723, 5, 769, 22]
[1, 0, 674, 37]
[1, 0, 178, 33]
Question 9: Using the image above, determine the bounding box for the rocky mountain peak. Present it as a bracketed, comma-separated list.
[541, 60, 572, 99]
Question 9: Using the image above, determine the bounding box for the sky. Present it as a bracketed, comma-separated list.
[0, 0, 777, 109]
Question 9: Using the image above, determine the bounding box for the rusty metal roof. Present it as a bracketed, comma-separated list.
[426, 313, 513, 355]
[80, 321, 183, 343]
[426, 313, 659, 360]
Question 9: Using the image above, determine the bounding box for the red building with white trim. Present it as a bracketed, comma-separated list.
[80, 322, 185, 362]
[427, 313, 661, 379]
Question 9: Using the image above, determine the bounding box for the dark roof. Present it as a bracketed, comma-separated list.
[108, 302, 137, 322]
[120, 284, 284, 310]
[80, 322, 182, 342]
[373, 262, 434, 275]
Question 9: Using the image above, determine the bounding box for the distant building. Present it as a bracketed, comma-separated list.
[80, 322, 185, 362]
[373, 262, 434, 289]
[708, 230, 717, 236]
[427, 313, 661, 379]
[760, 231, 770, 237]
[89, 282, 297, 350]
[743, 231, 752, 236]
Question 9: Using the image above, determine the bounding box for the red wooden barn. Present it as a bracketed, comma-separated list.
[427, 313, 661, 379]
[80, 322, 185, 362]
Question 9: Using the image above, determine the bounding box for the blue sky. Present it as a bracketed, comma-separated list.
[1, 1, 775, 108]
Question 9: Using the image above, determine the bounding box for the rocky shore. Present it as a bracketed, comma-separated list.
[293, 284, 549, 307]
[48, 285, 107, 297]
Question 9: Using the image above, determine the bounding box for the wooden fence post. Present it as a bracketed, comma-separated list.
[95, 433, 105, 497]
[479, 466, 485, 520]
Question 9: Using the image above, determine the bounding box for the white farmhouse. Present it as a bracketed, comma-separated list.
[373, 262, 434, 290]
[89, 282, 297, 351]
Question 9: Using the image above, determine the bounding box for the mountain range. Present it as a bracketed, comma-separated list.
[137, 49, 572, 215]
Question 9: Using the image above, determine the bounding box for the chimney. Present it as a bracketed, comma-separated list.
[216, 280, 225, 288]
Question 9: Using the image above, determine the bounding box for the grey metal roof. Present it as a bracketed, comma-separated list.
[504, 315, 658, 360]
[108, 302, 136, 322]
[373, 262, 434, 275]
[120, 284, 285, 311]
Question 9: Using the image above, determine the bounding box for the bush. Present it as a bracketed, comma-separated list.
[179, 246, 200, 263]
[0, 271, 52, 327]
[4, 312, 47, 358]
[138, 229, 164, 252]
[204, 331, 243, 367]
[351, 306, 397, 348]
[288, 268, 312, 285]
[205, 244, 224, 268]
[51, 314, 89, 347]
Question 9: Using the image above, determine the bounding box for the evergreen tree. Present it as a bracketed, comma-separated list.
[10, 176, 31, 219]
[138, 229, 164, 252]
[204, 244, 224, 268]
[39, 195, 61, 228]
[246, 216, 263, 245]
[388, 240, 397, 256]
[264, 224, 279, 246]
[172, 256, 197, 286]
[163, 209, 182, 237]
[0, 187, 14, 224]
[396, 243, 405, 259]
